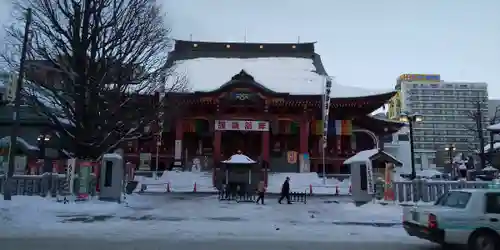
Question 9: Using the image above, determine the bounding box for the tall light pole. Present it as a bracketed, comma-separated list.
[444, 144, 456, 177]
[400, 111, 423, 180]
[4, 9, 32, 200]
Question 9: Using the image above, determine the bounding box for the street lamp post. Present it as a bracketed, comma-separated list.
[444, 144, 456, 178]
[400, 111, 423, 180]
[37, 134, 51, 172]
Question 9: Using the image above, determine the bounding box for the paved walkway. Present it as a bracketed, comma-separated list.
[0, 237, 439, 250]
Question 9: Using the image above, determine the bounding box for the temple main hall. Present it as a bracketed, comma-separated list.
[123, 40, 404, 175]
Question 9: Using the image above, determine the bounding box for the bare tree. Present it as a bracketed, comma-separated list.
[1, 0, 187, 158]
[463, 98, 498, 168]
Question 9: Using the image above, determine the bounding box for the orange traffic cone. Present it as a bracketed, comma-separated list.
[193, 182, 197, 192]
[309, 184, 313, 195]
[335, 186, 339, 196]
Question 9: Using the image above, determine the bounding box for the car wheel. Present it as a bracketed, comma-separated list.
[468, 230, 500, 250]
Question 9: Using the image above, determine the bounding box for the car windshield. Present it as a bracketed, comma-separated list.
[435, 191, 471, 208]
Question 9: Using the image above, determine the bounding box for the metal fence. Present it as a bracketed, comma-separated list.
[217, 190, 307, 204]
[0, 174, 97, 197]
[375, 179, 490, 203]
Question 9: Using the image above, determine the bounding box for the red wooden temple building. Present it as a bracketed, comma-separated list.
[124, 40, 404, 174]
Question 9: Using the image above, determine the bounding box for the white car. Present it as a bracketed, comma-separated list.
[403, 189, 500, 250]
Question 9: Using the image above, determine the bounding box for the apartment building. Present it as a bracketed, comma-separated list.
[0, 71, 9, 100]
[388, 74, 489, 167]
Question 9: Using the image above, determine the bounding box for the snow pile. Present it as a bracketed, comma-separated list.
[0, 195, 422, 243]
[267, 173, 351, 195]
[0, 136, 39, 151]
[168, 57, 392, 98]
[327, 202, 402, 224]
[488, 122, 500, 131]
[135, 170, 216, 192]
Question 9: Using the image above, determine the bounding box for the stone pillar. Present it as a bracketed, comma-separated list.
[174, 120, 183, 165]
[299, 120, 309, 154]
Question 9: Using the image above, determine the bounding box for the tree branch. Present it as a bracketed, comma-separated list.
[1, 0, 188, 158]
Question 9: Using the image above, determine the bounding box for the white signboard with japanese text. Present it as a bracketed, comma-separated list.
[365, 161, 375, 195]
[214, 120, 269, 131]
[66, 158, 76, 194]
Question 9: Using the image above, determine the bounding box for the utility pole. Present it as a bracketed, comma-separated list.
[476, 101, 486, 170]
[4, 8, 32, 200]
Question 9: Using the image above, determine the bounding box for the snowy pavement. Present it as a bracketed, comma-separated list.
[0, 238, 438, 250]
[0, 195, 435, 247]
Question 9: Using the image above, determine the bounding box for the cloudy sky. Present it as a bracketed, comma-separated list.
[161, 0, 500, 97]
[1, 0, 499, 97]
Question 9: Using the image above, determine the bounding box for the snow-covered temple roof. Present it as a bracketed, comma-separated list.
[343, 148, 401, 166]
[166, 40, 394, 98]
[488, 122, 500, 131]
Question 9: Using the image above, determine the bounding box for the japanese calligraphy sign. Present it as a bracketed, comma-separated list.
[322, 76, 332, 149]
[215, 120, 269, 131]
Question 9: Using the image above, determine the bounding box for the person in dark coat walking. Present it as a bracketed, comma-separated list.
[255, 181, 265, 205]
[278, 177, 292, 204]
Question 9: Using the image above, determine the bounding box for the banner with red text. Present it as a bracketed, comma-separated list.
[215, 120, 269, 131]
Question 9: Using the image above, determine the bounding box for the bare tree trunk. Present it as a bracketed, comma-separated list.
[2, 0, 187, 159]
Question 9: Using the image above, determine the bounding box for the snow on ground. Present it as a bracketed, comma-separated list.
[0, 195, 424, 243]
[135, 171, 217, 193]
[135, 171, 351, 195]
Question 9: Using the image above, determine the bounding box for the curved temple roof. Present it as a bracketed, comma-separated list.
[166, 40, 394, 99]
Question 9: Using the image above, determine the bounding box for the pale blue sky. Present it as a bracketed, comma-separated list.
[2, 0, 499, 97]
[161, 0, 500, 97]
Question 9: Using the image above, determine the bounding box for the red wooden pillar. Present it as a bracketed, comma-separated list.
[213, 131, 222, 163]
[213, 130, 221, 187]
[262, 130, 270, 163]
[299, 120, 309, 154]
[262, 130, 270, 186]
[174, 120, 183, 165]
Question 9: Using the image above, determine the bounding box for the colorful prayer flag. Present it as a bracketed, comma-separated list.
[184, 119, 205, 133]
[333, 120, 352, 135]
[310, 120, 323, 135]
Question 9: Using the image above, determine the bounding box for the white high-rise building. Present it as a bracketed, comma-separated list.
[388, 74, 489, 168]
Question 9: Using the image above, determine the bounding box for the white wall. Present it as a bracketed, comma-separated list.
[384, 129, 436, 174]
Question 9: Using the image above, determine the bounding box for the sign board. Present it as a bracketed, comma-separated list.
[139, 153, 151, 170]
[66, 158, 76, 194]
[14, 156, 27, 174]
[398, 74, 440, 82]
[299, 153, 310, 173]
[4, 74, 17, 102]
[322, 78, 331, 149]
[287, 151, 297, 164]
[78, 162, 92, 196]
[366, 161, 375, 194]
[215, 120, 269, 131]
